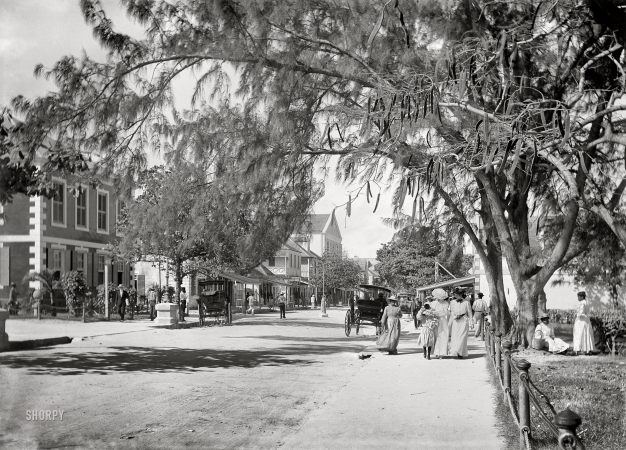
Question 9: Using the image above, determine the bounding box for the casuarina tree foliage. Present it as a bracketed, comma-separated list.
[4, 0, 626, 344]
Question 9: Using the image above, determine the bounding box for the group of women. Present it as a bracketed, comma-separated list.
[376, 287, 474, 359]
[376, 288, 596, 357]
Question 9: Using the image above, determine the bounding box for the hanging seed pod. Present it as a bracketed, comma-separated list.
[391, 94, 397, 109]
[411, 196, 418, 222]
[438, 160, 444, 183]
[451, 47, 457, 79]
[469, 55, 477, 85]
[433, 160, 440, 185]
[578, 151, 589, 175]
[498, 139, 515, 174]
[437, 103, 443, 124]
[406, 96, 411, 120]
[373, 98, 379, 111]
[367, 181, 372, 203]
[426, 159, 434, 186]
[327, 126, 333, 150]
[398, 178, 407, 210]
[367, 97, 371, 114]
[508, 138, 523, 177]
[335, 123, 344, 141]
[563, 111, 570, 143]
[556, 109, 565, 137]
[419, 197, 424, 222]
[347, 194, 352, 217]
[426, 130, 432, 147]
[407, 177, 412, 196]
[415, 177, 420, 197]
[373, 192, 380, 213]
[430, 89, 434, 114]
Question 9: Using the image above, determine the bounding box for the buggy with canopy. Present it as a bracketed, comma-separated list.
[344, 284, 391, 336]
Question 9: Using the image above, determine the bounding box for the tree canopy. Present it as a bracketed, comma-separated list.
[309, 251, 362, 294]
[4, 0, 626, 342]
[376, 226, 472, 291]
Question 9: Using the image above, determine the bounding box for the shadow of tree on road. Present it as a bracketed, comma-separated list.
[231, 318, 345, 329]
[0, 342, 366, 376]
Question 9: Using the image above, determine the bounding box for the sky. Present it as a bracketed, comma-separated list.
[0, 0, 398, 257]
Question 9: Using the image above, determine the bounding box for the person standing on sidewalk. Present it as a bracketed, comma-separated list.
[472, 292, 487, 338]
[449, 289, 473, 359]
[278, 292, 286, 318]
[180, 287, 187, 321]
[116, 284, 128, 321]
[148, 288, 157, 321]
[429, 288, 451, 359]
[310, 293, 316, 309]
[246, 291, 255, 315]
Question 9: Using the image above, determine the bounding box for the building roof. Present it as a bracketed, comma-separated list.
[306, 214, 330, 233]
[415, 275, 476, 293]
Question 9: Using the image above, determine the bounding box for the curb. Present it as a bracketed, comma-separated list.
[6, 336, 72, 352]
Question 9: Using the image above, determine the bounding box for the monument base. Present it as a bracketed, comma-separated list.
[155, 303, 178, 325]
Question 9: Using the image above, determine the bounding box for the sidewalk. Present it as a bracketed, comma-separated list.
[4, 315, 199, 342]
[281, 331, 503, 449]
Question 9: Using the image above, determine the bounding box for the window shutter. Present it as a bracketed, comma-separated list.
[45, 247, 49, 269]
[0, 247, 10, 285]
[70, 250, 75, 271]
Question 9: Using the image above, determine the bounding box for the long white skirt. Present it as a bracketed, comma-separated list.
[433, 316, 450, 356]
[573, 316, 596, 352]
[450, 318, 469, 357]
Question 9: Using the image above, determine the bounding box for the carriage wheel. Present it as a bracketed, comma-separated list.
[355, 310, 361, 335]
[344, 310, 352, 337]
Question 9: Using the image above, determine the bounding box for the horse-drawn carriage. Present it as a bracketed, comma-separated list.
[197, 289, 229, 326]
[344, 284, 392, 337]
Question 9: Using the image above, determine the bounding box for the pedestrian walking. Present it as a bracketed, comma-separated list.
[376, 296, 402, 355]
[310, 293, 316, 309]
[429, 288, 451, 359]
[472, 292, 487, 338]
[416, 303, 437, 360]
[115, 284, 129, 321]
[148, 288, 157, 321]
[8, 282, 19, 315]
[278, 292, 286, 318]
[573, 291, 595, 354]
[225, 294, 232, 325]
[246, 291, 255, 315]
[180, 287, 187, 321]
[449, 289, 474, 359]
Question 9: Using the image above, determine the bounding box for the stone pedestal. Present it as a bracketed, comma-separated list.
[0, 308, 10, 351]
[155, 303, 178, 326]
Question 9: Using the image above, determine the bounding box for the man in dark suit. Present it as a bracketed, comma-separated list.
[115, 284, 129, 321]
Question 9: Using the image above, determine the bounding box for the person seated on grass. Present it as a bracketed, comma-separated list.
[534, 313, 569, 354]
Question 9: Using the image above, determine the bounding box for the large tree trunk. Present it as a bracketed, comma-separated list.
[516, 282, 540, 348]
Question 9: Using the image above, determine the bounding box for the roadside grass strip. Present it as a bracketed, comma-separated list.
[486, 355, 626, 450]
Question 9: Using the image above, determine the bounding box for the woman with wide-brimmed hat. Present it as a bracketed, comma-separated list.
[534, 313, 569, 354]
[449, 288, 474, 359]
[375, 295, 403, 355]
[428, 288, 451, 359]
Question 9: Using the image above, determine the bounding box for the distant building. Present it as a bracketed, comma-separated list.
[0, 176, 132, 304]
[352, 257, 378, 285]
[298, 211, 342, 256]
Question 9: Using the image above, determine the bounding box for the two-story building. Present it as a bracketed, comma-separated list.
[0, 175, 132, 304]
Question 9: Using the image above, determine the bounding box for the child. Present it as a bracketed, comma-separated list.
[417, 303, 438, 360]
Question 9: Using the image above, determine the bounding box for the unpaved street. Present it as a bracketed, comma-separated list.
[1, 310, 376, 449]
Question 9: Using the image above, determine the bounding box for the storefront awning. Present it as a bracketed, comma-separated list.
[415, 275, 476, 293]
[218, 272, 262, 285]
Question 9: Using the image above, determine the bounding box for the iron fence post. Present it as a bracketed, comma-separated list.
[555, 408, 584, 449]
[517, 359, 532, 449]
[484, 321, 489, 351]
[490, 326, 496, 359]
[502, 339, 512, 400]
[495, 331, 502, 371]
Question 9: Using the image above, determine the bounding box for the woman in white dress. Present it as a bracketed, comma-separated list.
[449, 289, 474, 358]
[573, 291, 596, 354]
[534, 314, 569, 354]
[429, 288, 451, 359]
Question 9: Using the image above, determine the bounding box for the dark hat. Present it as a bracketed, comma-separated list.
[577, 291, 586, 298]
[539, 313, 549, 320]
[477, 292, 484, 298]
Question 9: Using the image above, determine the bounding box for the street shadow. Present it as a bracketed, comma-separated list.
[232, 318, 345, 329]
[0, 342, 366, 376]
[228, 335, 374, 343]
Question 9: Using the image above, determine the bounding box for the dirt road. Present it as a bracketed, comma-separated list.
[0, 310, 375, 449]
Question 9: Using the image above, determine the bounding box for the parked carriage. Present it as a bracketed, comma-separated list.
[344, 284, 391, 337]
[197, 290, 228, 326]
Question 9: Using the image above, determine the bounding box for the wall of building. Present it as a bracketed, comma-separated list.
[0, 241, 32, 301]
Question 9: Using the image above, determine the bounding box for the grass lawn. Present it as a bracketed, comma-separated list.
[487, 353, 626, 450]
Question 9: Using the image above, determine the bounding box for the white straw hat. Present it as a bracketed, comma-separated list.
[432, 288, 448, 300]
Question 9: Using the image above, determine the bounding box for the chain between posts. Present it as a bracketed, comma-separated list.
[485, 327, 587, 450]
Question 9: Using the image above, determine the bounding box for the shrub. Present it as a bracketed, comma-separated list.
[548, 309, 577, 324]
[60, 271, 87, 316]
[96, 283, 117, 314]
[589, 308, 626, 356]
